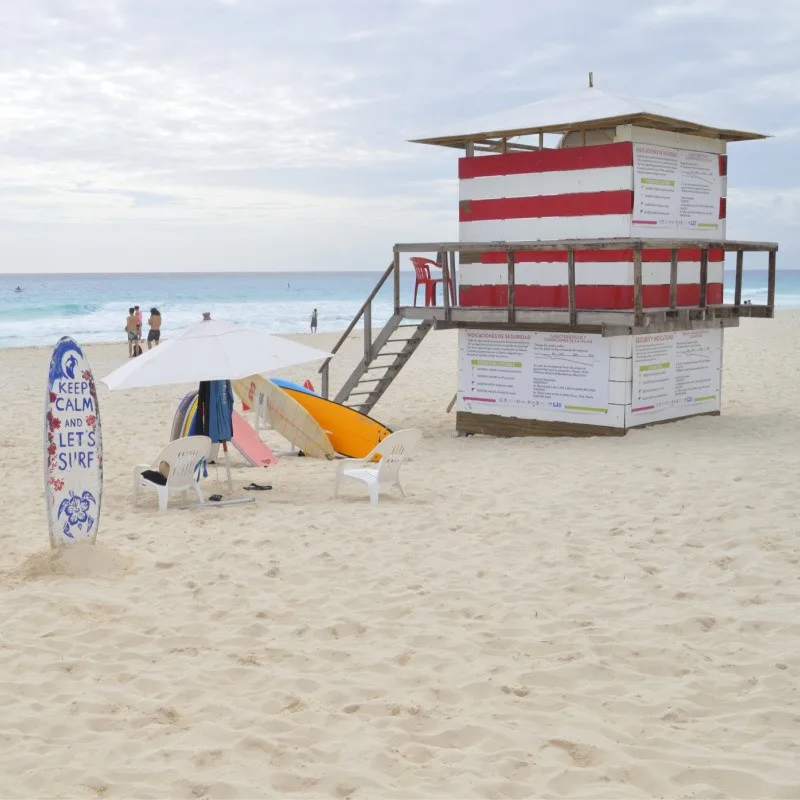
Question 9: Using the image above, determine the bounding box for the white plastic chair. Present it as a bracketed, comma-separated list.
[133, 435, 213, 511]
[333, 429, 422, 504]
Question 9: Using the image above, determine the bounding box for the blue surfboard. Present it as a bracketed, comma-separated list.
[269, 377, 318, 396]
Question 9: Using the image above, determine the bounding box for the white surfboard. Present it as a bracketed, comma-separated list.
[232, 375, 335, 460]
[44, 337, 103, 548]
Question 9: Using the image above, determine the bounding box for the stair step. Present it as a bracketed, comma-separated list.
[330, 303, 434, 408]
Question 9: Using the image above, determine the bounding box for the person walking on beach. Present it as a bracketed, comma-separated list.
[125, 307, 139, 358]
[147, 308, 162, 349]
[310, 308, 318, 333]
[134, 305, 143, 338]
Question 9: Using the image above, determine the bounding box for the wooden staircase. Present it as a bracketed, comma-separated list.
[319, 263, 434, 414]
[335, 314, 433, 414]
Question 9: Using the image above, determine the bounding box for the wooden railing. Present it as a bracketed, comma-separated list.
[392, 239, 778, 326]
[318, 261, 394, 399]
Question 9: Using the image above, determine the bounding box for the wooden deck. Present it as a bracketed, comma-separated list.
[393, 238, 777, 334]
[399, 302, 771, 335]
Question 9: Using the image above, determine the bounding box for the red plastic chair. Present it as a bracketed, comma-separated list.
[411, 257, 456, 306]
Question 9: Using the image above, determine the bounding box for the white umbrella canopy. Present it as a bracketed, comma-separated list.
[101, 314, 332, 390]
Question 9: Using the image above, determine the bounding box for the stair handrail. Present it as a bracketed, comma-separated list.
[318, 261, 395, 398]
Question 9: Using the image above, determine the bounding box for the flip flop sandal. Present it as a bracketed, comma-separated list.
[244, 483, 272, 491]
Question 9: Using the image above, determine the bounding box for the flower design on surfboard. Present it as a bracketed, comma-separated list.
[57, 490, 97, 538]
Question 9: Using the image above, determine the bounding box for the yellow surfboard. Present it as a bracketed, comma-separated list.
[181, 395, 198, 438]
[277, 386, 392, 459]
[232, 376, 335, 460]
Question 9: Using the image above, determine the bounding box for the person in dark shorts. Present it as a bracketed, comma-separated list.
[310, 308, 318, 333]
[125, 307, 139, 357]
[147, 307, 162, 349]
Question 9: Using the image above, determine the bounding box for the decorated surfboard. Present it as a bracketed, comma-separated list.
[44, 337, 103, 548]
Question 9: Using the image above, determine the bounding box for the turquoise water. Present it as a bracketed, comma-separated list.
[0, 271, 414, 349]
[0, 269, 797, 349]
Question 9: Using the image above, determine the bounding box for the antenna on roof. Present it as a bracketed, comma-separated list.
[588, 72, 594, 88]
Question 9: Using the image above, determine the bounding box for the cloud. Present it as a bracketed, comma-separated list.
[0, 0, 798, 271]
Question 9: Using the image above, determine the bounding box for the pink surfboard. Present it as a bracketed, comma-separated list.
[231, 410, 278, 467]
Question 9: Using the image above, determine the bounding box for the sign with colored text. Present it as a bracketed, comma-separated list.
[630, 328, 722, 425]
[632, 143, 723, 239]
[457, 329, 613, 425]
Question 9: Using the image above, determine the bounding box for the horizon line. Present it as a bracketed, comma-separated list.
[0, 269, 401, 277]
[1, 267, 797, 278]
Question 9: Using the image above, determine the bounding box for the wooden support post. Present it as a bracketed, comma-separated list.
[734, 250, 744, 307]
[321, 362, 329, 400]
[449, 250, 457, 307]
[699, 248, 708, 308]
[393, 249, 400, 313]
[767, 250, 776, 310]
[669, 248, 678, 310]
[567, 249, 577, 326]
[633, 245, 643, 327]
[466, 141, 474, 158]
[507, 251, 515, 324]
[442, 249, 451, 321]
[538, 131, 544, 150]
[363, 302, 372, 364]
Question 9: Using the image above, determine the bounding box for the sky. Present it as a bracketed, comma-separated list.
[0, 0, 798, 273]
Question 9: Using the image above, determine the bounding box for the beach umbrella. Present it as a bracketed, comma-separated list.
[100, 313, 332, 494]
[101, 313, 332, 390]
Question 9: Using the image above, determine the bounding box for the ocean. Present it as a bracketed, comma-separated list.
[1, 269, 798, 350]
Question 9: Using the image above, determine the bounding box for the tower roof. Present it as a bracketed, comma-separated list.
[411, 87, 766, 149]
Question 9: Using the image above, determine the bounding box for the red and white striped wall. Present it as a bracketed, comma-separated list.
[457, 141, 727, 309]
[459, 142, 635, 241]
[458, 248, 724, 309]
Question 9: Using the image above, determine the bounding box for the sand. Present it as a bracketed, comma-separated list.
[1, 313, 799, 799]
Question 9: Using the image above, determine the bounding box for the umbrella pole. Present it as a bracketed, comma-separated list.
[222, 441, 233, 492]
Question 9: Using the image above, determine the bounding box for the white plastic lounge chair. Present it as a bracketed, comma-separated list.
[333, 429, 422, 504]
[133, 435, 213, 511]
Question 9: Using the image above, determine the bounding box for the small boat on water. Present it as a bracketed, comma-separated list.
[13, 286, 23, 293]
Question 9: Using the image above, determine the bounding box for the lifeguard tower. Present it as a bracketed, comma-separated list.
[319, 82, 778, 437]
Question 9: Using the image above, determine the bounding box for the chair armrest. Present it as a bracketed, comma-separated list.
[132, 463, 149, 476]
[336, 457, 365, 475]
